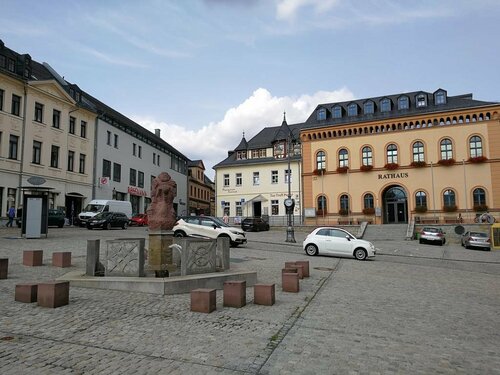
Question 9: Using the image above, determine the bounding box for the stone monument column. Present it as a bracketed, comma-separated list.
[147, 172, 178, 277]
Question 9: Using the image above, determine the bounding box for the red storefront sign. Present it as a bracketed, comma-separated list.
[128, 186, 148, 197]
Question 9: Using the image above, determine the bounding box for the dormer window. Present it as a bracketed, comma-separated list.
[236, 151, 247, 160]
[332, 105, 342, 119]
[434, 90, 446, 105]
[364, 101, 374, 114]
[347, 103, 358, 117]
[398, 96, 409, 110]
[317, 108, 327, 121]
[416, 94, 427, 108]
[380, 98, 391, 112]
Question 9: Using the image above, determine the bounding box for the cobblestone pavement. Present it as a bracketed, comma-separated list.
[1, 226, 500, 374]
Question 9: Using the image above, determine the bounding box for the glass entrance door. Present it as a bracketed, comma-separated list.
[383, 186, 408, 224]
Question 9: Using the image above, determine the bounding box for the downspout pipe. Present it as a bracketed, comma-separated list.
[17, 82, 28, 205]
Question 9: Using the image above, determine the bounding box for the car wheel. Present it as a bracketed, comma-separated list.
[465, 243, 470, 249]
[354, 248, 367, 260]
[419, 238, 423, 244]
[174, 231, 186, 237]
[122, 222, 128, 229]
[304, 244, 318, 256]
[461, 240, 464, 247]
[443, 238, 446, 245]
[87, 227, 92, 230]
[106, 222, 112, 230]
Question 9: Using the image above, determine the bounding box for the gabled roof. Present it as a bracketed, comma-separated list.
[213, 122, 302, 169]
[188, 160, 205, 170]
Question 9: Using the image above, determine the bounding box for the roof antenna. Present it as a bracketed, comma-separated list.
[242, 131, 245, 138]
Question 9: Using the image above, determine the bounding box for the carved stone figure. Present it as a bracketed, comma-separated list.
[147, 172, 177, 230]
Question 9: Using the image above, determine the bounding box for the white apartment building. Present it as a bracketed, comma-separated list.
[90, 94, 189, 216]
[213, 118, 302, 225]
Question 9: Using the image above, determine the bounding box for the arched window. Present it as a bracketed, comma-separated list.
[386, 144, 398, 164]
[332, 105, 342, 119]
[443, 189, 456, 208]
[362, 146, 372, 166]
[440, 138, 453, 160]
[398, 96, 409, 110]
[347, 103, 358, 117]
[316, 151, 326, 170]
[317, 195, 327, 212]
[469, 136, 483, 158]
[415, 191, 427, 208]
[473, 188, 486, 207]
[363, 193, 374, 209]
[338, 148, 349, 168]
[412, 141, 425, 162]
[364, 101, 374, 114]
[317, 108, 326, 121]
[380, 98, 391, 112]
[340, 194, 349, 211]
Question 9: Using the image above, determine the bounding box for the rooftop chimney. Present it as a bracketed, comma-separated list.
[155, 129, 161, 137]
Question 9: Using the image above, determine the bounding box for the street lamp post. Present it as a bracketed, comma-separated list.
[285, 131, 296, 243]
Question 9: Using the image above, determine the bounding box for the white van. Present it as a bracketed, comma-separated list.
[78, 200, 132, 226]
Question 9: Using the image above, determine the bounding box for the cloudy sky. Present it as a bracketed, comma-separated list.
[2, 0, 499, 178]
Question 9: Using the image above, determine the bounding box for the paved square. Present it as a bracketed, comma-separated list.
[1, 226, 499, 374]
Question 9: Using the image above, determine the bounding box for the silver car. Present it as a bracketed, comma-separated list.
[461, 231, 491, 250]
[419, 227, 446, 246]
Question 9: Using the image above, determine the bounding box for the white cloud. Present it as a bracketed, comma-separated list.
[276, 0, 341, 21]
[132, 87, 354, 179]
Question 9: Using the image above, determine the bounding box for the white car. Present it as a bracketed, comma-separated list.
[303, 227, 376, 260]
[173, 216, 247, 247]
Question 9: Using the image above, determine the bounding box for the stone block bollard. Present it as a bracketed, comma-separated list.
[23, 250, 43, 266]
[282, 272, 299, 293]
[254, 284, 275, 306]
[191, 288, 216, 313]
[0, 258, 8, 279]
[37, 281, 69, 308]
[15, 283, 38, 303]
[52, 252, 71, 268]
[223, 280, 246, 308]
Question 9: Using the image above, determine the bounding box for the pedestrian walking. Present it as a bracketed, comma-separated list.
[6, 206, 15, 227]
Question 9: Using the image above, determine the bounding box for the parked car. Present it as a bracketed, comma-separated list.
[130, 213, 148, 226]
[241, 217, 270, 232]
[86, 212, 129, 230]
[47, 209, 65, 228]
[419, 227, 446, 245]
[303, 227, 376, 260]
[16, 208, 65, 228]
[173, 215, 247, 247]
[461, 231, 491, 250]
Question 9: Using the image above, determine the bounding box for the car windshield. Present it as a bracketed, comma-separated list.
[93, 212, 112, 219]
[470, 232, 487, 237]
[84, 204, 104, 213]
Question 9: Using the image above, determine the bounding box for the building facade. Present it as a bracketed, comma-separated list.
[214, 118, 302, 225]
[187, 160, 215, 216]
[89, 95, 189, 217]
[0, 40, 96, 220]
[0, 40, 189, 222]
[300, 89, 500, 225]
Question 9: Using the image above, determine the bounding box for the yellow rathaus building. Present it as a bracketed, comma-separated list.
[300, 89, 500, 225]
[215, 88, 500, 227]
